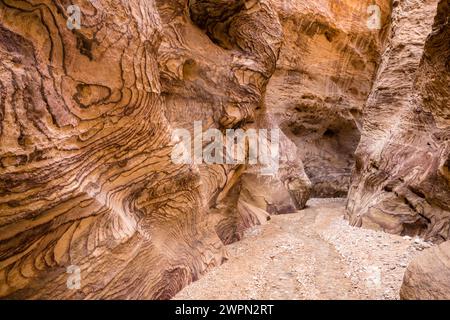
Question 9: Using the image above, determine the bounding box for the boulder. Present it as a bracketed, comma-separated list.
[401, 241, 450, 299]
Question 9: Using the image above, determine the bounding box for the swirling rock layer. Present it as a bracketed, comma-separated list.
[347, 0, 450, 243]
[0, 0, 310, 298]
[1, 0, 449, 300]
[158, 0, 311, 245]
[0, 0, 236, 299]
[265, 0, 392, 197]
[400, 240, 450, 300]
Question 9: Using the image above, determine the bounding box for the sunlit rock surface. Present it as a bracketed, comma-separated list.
[347, 0, 450, 243]
[0, 0, 448, 300]
[265, 0, 391, 197]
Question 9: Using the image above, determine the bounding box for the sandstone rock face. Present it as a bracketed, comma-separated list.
[0, 0, 310, 298]
[0, 0, 231, 299]
[399, 0, 450, 299]
[1, 0, 448, 301]
[401, 240, 450, 300]
[347, 0, 450, 243]
[158, 0, 311, 244]
[265, 0, 392, 197]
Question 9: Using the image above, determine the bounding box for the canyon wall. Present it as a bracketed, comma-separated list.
[345, 0, 449, 299]
[265, 0, 391, 197]
[347, 0, 450, 243]
[157, 0, 311, 245]
[0, 0, 310, 298]
[0, 0, 230, 299]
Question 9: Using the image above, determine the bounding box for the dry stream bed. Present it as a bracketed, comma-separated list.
[174, 198, 433, 300]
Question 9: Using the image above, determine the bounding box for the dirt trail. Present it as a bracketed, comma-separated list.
[174, 199, 432, 300]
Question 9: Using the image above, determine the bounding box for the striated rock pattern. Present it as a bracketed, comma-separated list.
[265, 0, 392, 197]
[0, 0, 229, 299]
[1, 0, 448, 301]
[158, 0, 311, 244]
[347, 0, 450, 243]
[401, 240, 450, 300]
[399, 0, 450, 300]
[0, 0, 310, 298]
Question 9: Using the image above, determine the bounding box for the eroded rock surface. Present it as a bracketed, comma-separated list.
[1, 0, 449, 300]
[158, 0, 311, 244]
[0, 0, 234, 299]
[265, 0, 392, 197]
[347, 0, 450, 243]
[400, 240, 450, 300]
[0, 0, 310, 298]
[175, 198, 424, 300]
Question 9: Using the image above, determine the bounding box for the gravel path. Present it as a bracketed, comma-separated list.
[174, 198, 433, 300]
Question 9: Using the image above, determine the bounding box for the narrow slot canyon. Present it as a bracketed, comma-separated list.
[0, 0, 449, 301]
